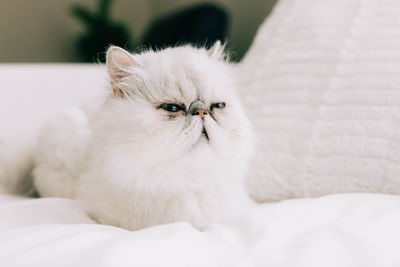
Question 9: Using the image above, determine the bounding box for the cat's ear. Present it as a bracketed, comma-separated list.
[106, 46, 138, 97]
[208, 41, 225, 60]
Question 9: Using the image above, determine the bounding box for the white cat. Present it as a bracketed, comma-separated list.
[33, 42, 254, 230]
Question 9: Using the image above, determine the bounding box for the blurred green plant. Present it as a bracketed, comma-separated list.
[70, 0, 133, 62]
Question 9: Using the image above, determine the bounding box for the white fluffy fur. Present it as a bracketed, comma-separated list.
[33, 44, 254, 230]
[0, 138, 35, 196]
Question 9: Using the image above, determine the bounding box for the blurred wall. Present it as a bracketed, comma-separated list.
[0, 0, 277, 62]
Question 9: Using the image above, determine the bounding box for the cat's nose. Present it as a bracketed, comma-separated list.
[189, 100, 208, 119]
[193, 109, 207, 119]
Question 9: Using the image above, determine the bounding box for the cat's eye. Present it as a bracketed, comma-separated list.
[210, 102, 226, 110]
[160, 103, 185, 112]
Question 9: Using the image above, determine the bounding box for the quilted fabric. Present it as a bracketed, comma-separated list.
[238, 0, 400, 202]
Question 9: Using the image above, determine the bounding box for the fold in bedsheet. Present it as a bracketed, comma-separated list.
[1, 193, 400, 267]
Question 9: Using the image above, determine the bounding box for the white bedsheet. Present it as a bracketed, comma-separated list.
[1, 193, 400, 267]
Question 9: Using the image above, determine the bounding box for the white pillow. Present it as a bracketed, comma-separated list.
[239, 0, 400, 202]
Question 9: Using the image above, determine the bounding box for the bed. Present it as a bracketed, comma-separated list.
[2, 0, 400, 266]
[1, 193, 400, 266]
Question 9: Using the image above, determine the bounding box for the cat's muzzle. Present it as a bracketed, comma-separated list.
[188, 100, 209, 140]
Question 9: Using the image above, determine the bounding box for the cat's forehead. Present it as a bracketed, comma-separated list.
[155, 67, 212, 105]
[136, 47, 227, 104]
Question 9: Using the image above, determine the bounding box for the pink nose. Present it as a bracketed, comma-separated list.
[194, 109, 207, 119]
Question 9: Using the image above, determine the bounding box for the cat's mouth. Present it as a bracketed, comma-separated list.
[189, 126, 210, 150]
[201, 127, 209, 140]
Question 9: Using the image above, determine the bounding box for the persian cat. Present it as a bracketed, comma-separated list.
[33, 42, 254, 230]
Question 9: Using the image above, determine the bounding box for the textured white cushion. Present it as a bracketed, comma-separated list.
[239, 0, 400, 202]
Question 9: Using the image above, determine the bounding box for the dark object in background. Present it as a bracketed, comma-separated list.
[141, 4, 229, 50]
[70, 1, 228, 62]
[71, 0, 132, 62]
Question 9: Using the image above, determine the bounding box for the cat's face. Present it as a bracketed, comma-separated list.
[92, 44, 253, 186]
